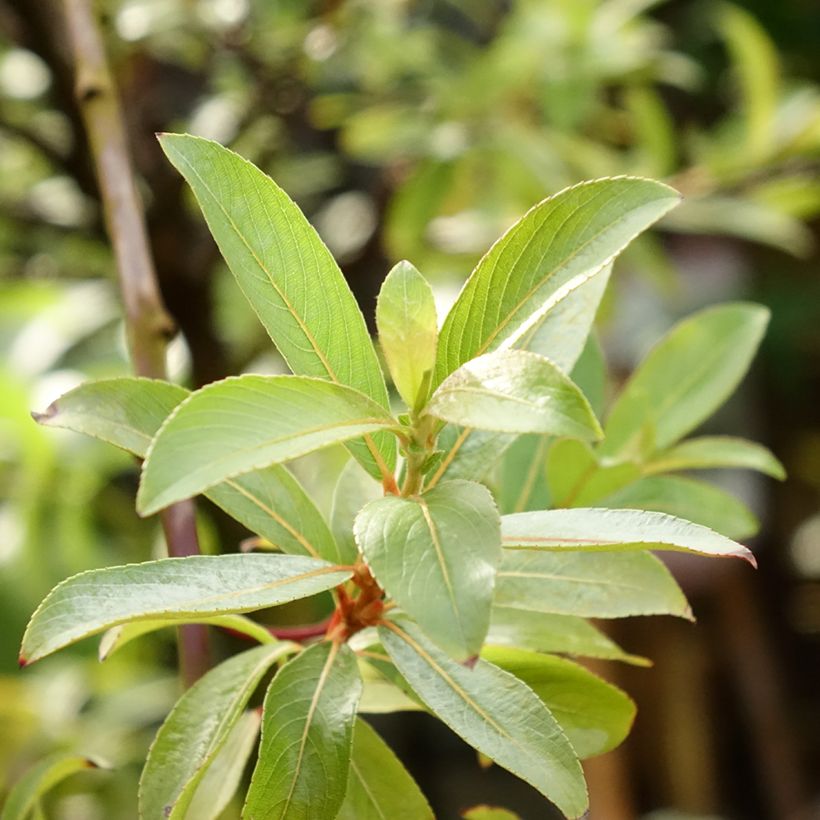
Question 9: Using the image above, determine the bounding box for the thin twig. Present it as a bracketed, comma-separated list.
[62, 0, 210, 687]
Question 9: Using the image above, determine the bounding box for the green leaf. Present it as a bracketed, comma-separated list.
[546, 438, 640, 508]
[497, 434, 551, 514]
[646, 436, 785, 479]
[358, 659, 424, 714]
[32, 377, 187, 456]
[99, 614, 275, 661]
[569, 334, 607, 419]
[600, 475, 759, 541]
[426, 350, 602, 439]
[601, 303, 770, 458]
[139, 643, 292, 820]
[428, 427, 516, 485]
[354, 480, 501, 659]
[488, 607, 649, 666]
[159, 133, 394, 479]
[482, 647, 635, 759]
[244, 641, 362, 820]
[138, 375, 399, 515]
[379, 617, 587, 818]
[376, 260, 438, 410]
[435, 177, 680, 385]
[330, 458, 381, 565]
[35, 378, 341, 562]
[183, 710, 261, 820]
[21, 554, 350, 664]
[1, 754, 103, 820]
[207, 466, 341, 562]
[461, 807, 521, 820]
[336, 719, 434, 820]
[495, 550, 692, 619]
[501, 507, 755, 562]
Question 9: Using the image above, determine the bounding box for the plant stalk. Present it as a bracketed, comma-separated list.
[62, 0, 210, 687]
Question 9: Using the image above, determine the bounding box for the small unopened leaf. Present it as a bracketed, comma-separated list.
[376, 260, 437, 410]
[21, 554, 350, 664]
[138, 375, 400, 515]
[426, 350, 602, 439]
[355, 480, 501, 659]
[380, 617, 588, 818]
[244, 642, 362, 820]
[495, 550, 692, 620]
[1, 754, 103, 820]
[482, 647, 636, 758]
[140, 643, 292, 819]
[336, 719, 433, 820]
[501, 507, 755, 563]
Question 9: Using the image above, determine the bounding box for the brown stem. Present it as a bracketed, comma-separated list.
[62, 0, 210, 687]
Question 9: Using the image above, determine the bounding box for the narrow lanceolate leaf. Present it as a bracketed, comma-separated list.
[159, 133, 394, 478]
[20, 554, 350, 664]
[139, 644, 293, 820]
[601, 303, 770, 458]
[184, 710, 261, 820]
[487, 607, 649, 666]
[376, 260, 438, 410]
[645, 436, 785, 479]
[379, 618, 588, 818]
[336, 719, 434, 820]
[482, 647, 636, 759]
[426, 350, 602, 439]
[600, 475, 759, 540]
[435, 177, 681, 386]
[35, 379, 340, 562]
[1, 755, 104, 820]
[138, 375, 399, 516]
[495, 550, 692, 619]
[99, 614, 275, 661]
[355, 480, 501, 659]
[32, 377, 187, 455]
[244, 642, 362, 820]
[501, 507, 755, 563]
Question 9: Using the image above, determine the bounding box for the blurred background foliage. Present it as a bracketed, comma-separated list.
[0, 0, 818, 817]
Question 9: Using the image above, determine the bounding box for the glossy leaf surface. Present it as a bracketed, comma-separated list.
[21, 554, 349, 664]
[355, 480, 501, 659]
[244, 642, 362, 820]
[380, 618, 588, 818]
[138, 375, 399, 515]
[160, 133, 395, 478]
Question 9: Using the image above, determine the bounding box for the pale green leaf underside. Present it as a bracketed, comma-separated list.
[380, 617, 588, 819]
[139, 644, 291, 820]
[646, 435, 785, 479]
[376, 260, 438, 410]
[138, 375, 400, 516]
[159, 133, 394, 478]
[1, 755, 102, 820]
[355, 479, 501, 659]
[482, 647, 635, 759]
[336, 719, 434, 820]
[426, 350, 602, 439]
[600, 475, 759, 541]
[99, 613, 276, 661]
[21, 554, 350, 664]
[501, 507, 754, 563]
[487, 607, 649, 666]
[601, 303, 769, 457]
[435, 176, 681, 386]
[36, 377, 342, 562]
[243, 642, 362, 820]
[495, 550, 692, 619]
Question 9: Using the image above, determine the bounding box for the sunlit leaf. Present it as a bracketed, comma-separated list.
[646, 436, 785, 479]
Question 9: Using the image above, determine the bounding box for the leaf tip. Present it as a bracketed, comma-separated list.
[18, 654, 29, 668]
[31, 403, 58, 425]
[462, 654, 479, 670]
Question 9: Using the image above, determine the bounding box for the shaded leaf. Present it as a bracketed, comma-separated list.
[330, 458, 381, 565]
[646, 436, 785, 479]
[336, 719, 434, 820]
[21, 554, 350, 664]
[159, 133, 395, 478]
[138, 375, 399, 515]
[380, 617, 587, 818]
[355, 480, 501, 659]
[243, 642, 362, 820]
